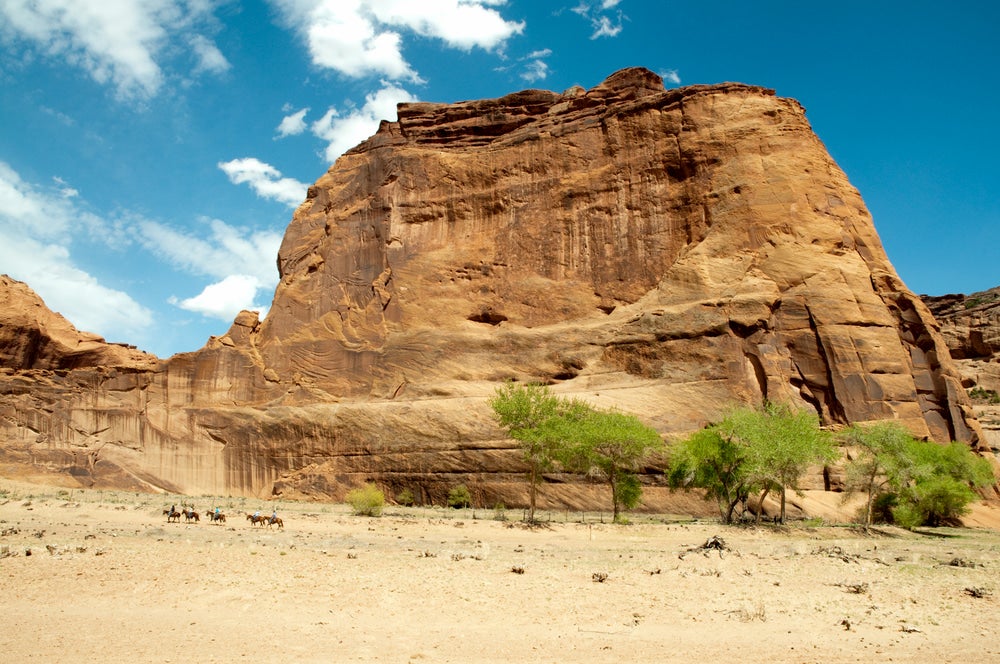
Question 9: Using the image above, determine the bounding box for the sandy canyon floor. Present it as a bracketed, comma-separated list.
[1, 479, 998, 663]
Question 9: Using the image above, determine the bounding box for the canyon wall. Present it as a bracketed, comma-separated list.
[923, 287, 1000, 451]
[0, 68, 985, 507]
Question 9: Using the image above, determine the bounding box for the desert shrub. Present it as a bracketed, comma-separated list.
[868, 492, 898, 524]
[964, 293, 997, 309]
[906, 476, 979, 527]
[889, 502, 924, 530]
[346, 483, 385, 517]
[969, 387, 1000, 404]
[447, 484, 472, 509]
[493, 502, 508, 521]
[395, 488, 415, 507]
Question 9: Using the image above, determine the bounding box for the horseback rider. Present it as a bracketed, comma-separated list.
[214, 506, 220, 521]
[271, 508, 277, 524]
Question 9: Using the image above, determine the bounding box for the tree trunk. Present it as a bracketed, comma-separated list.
[528, 465, 537, 522]
[725, 497, 740, 524]
[610, 474, 620, 523]
[755, 486, 772, 524]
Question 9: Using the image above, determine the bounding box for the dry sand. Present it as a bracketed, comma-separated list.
[1, 480, 998, 663]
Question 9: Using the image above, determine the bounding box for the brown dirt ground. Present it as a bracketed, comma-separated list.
[1, 479, 999, 663]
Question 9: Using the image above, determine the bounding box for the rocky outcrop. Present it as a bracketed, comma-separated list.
[0, 275, 156, 371]
[922, 287, 1000, 451]
[0, 68, 986, 505]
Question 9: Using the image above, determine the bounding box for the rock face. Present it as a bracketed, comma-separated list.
[922, 287, 1000, 451]
[0, 275, 156, 371]
[0, 68, 985, 505]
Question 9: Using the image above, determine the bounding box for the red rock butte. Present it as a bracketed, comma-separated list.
[0, 68, 986, 508]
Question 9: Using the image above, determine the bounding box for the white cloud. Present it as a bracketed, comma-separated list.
[190, 33, 231, 75]
[368, 0, 524, 51]
[170, 274, 267, 320]
[570, 1, 625, 39]
[276, 108, 310, 138]
[0, 161, 152, 341]
[0, 162, 283, 347]
[0, 236, 154, 340]
[52, 176, 79, 198]
[218, 158, 309, 208]
[0, 0, 227, 99]
[518, 47, 551, 83]
[0, 162, 106, 240]
[661, 69, 681, 85]
[137, 217, 282, 320]
[269, 0, 523, 81]
[521, 59, 549, 83]
[590, 15, 622, 38]
[136, 217, 282, 286]
[311, 82, 417, 162]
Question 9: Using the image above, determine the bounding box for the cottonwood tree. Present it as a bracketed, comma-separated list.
[489, 382, 564, 522]
[906, 441, 994, 526]
[666, 425, 753, 524]
[668, 403, 836, 524]
[839, 421, 918, 528]
[842, 421, 995, 528]
[543, 405, 664, 523]
[736, 402, 836, 524]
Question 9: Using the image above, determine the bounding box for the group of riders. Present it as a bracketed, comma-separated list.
[165, 504, 281, 527]
[250, 509, 280, 526]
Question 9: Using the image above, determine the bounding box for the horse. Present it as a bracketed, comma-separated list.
[205, 511, 226, 524]
[266, 516, 283, 529]
[162, 508, 180, 523]
[182, 509, 200, 523]
[246, 513, 267, 527]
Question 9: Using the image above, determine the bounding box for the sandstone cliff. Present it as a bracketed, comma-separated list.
[922, 287, 1000, 451]
[0, 68, 985, 507]
[0, 275, 156, 371]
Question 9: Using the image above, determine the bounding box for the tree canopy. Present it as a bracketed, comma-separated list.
[490, 383, 663, 523]
[841, 421, 995, 528]
[546, 406, 664, 522]
[668, 402, 835, 524]
[488, 382, 564, 522]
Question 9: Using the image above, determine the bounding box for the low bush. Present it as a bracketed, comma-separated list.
[395, 488, 415, 507]
[969, 387, 1000, 404]
[447, 484, 472, 509]
[347, 483, 385, 517]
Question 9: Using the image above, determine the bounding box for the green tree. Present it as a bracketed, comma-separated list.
[903, 440, 994, 526]
[548, 405, 664, 523]
[840, 421, 918, 528]
[447, 484, 472, 509]
[667, 426, 753, 524]
[488, 382, 563, 522]
[668, 403, 836, 524]
[841, 422, 995, 528]
[738, 403, 836, 524]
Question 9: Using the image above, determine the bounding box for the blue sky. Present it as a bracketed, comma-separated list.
[1, 1, 996, 358]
